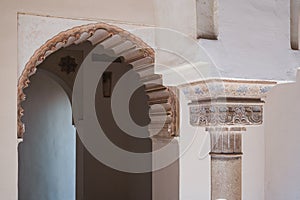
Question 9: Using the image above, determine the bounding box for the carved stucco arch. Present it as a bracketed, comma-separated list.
[17, 22, 179, 139]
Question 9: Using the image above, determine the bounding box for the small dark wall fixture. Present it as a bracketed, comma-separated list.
[102, 72, 112, 97]
[59, 56, 78, 74]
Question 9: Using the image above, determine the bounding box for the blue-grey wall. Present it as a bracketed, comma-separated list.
[18, 72, 76, 200]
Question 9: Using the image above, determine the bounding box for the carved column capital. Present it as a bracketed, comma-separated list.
[179, 78, 276, 128]
[190, 102, 263, 127]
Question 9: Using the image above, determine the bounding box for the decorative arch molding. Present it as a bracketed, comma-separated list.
[17, 22, 179, 139]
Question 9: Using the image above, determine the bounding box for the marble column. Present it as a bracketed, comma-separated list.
[189, 101, 262, 200]
[209, 127, 244, 200]
[180, 79, 276, 200]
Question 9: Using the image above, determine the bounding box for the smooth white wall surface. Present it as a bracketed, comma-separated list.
[199, 0, 300, 80]
[16, 0, 155, 25]
[243, 126, 265, 200]
[18, 72, 76, 200]
[153, 0, 196, 38]
[19, 73, 76, 200]
[265, 71, 300, 200]
[0, 2, 18, 199]
[179, 93, 210, 200]
[153, 0, 300, 81]
[18, 14, 155, 77]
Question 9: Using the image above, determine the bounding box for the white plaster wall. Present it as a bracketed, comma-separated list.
[0, 4, 18, 200]
[265, 72, 300, 200]
[179, 94, 210, 200]
[154, 0, 300, 80]
[153, 0, 196, 38]
[18, 14, 155, 77]
[16, 0, 155, 25]
[153, 1, 298, 199]
[243, 126, 265, 200]
[17, 15, 94, 77]
[153, 0, 300, 81]
[199, 0, 300, 81]
[18, 72, 76, 200]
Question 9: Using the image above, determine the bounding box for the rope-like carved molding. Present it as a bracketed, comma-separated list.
[17, 22, 174, 138]
[190, 103, 263, 127]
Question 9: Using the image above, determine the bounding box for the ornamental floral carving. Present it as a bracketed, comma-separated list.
[180, 79, 276, 101]
[190, 104, 263, 126]
[59, 56, 78, 74]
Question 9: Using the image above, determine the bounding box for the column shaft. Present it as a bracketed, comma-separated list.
[209, 129, 243, 200]
[211, 154, 242, 200]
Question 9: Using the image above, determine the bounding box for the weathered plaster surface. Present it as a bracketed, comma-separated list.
[153, 0, 196, 38]
[18, 14, 94, 77]
[199, 0, 300, 81]
[18, 14, 155, 77]
[151, 0, 300, 81]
